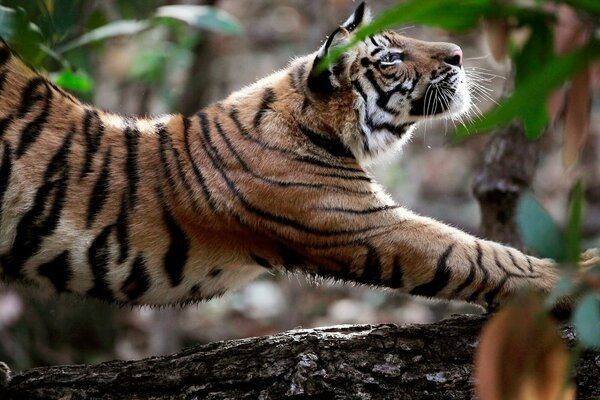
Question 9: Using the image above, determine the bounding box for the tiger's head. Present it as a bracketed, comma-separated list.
[305, 2, 471, 160]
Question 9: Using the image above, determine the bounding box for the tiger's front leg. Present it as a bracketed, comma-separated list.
[275, 207, 559, 309]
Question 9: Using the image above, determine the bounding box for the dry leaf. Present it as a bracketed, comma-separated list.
[554, 5, 586, 56]
[563, 69, 591, 167]
[484, 18, 509, 63]
[548, 4, 588, 123]
[475, 294, 574, 400]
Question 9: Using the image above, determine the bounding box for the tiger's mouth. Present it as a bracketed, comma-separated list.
[408, 70, 471, 120]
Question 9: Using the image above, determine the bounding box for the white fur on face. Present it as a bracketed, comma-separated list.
[346, 37, 471, 164]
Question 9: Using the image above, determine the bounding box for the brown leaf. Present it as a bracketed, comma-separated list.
[475, 294, 573, 400]
[548, 5, 589, 124]
[554, 5, 586, 55]
[563, 68, 591, 168]
[484, 18, 509, 63]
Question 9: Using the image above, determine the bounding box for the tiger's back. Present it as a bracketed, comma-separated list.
[0, 3, 570, 309]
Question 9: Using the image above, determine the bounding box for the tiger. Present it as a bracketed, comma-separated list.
[0, 2, 592, 311]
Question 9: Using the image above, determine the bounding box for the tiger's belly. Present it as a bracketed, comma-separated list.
[0, 185, 267, 305]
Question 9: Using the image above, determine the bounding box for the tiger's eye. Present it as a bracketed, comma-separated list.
[380, 52, 404, 65]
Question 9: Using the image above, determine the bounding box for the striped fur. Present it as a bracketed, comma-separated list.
[0, 4, 563, 308]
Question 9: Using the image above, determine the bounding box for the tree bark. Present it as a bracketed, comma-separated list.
[1, 314, 599, 400]
[472, 121, 540, 248]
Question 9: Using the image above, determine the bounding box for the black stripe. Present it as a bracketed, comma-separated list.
[301, 97, 311, 112]
[157, 124, 178, 190]
[116, 194, 129, 264]
[209, 268, 222, 278]
[121, 255, 150, 301]
[278, 244, 305, 272]
[198, 112, 390, 237]
[485, 275, 509, 306]
[0, 116, 13, 140]
[182, 116, 216, 211]
[80, 109, 105, 179]
[507, 249, 527, 273]
[526, 256, 534, 273]
[213, 119, 369, 195]
[358, 244, 382, 285]
[124, 126, 140, 210]
[298, 124, 354, 158]
[1, 131, 72, 278]
[86, 148, 112, 228]
[363, 69, 410, 115]
[87, 225, 115, 301]
[157, 123, 199, 209]
[38, 251, 71, 292]
[0, 142, 12, 218]
[252, 255, 273, 269]
[410, 244, 454, 297]
[316, 172, 372, 182]
[467, 242, 489, 302]
[370, 48, 383, 56]
[389, 256, 404, 289]
[16, 81, 53, 158]
[367, 121, 414, 138]
[162, 205, 189, 287]
[291, 63, 306, 91]
[344, 1, 365, 31]
[253, 88, 275, 129]
[452, 257, 476, 296]
[0, 71, 7, 94]
[352, 80, 369, 102]
[17, 77, 46, 117]
[229, 108, 365, 174]
[0, 45, 9, 68]
[44, 128, 74, 180]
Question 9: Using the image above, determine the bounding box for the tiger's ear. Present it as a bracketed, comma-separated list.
[341, 1, 372, 33]
[307, 2, 371, 95]
[307, 27, 350, 94]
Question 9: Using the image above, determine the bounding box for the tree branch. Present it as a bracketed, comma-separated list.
[1, 315, 598, 399]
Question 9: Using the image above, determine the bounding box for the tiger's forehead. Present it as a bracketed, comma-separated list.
[365, 31, 407, 49]
[364, 31, 437, 52]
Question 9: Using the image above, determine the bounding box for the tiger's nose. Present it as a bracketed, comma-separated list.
[443, 47, 463, 67]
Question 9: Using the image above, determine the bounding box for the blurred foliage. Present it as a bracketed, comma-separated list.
[0, 0, 240, 103]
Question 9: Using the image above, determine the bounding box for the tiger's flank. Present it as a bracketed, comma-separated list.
[0, 3, 566, 309]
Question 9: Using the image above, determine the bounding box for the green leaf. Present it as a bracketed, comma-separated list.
[130, 49, 167, 83]
[572, 293, 600, 349]
[513, 21, 553, 139]
[517, 192, 566, 261]
[0, 6, 16, 38]
[57, 20, 151, 53]
[521, 104, 549, 140]
[566, 179, 584, 264]
[48, 0, 84, 37]
[155, 5, 241, 35]
[1, 6, 45, 67]
[454, 40, 600, 140]
[561, 0, 600, 15]
[51, 69, 93, 94]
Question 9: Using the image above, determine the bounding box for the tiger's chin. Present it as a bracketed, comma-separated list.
[408, 77, 472, 122]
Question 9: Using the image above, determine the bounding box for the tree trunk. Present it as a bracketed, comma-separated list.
[472, 121, 540, 248]
[1, 314, 598, 400]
